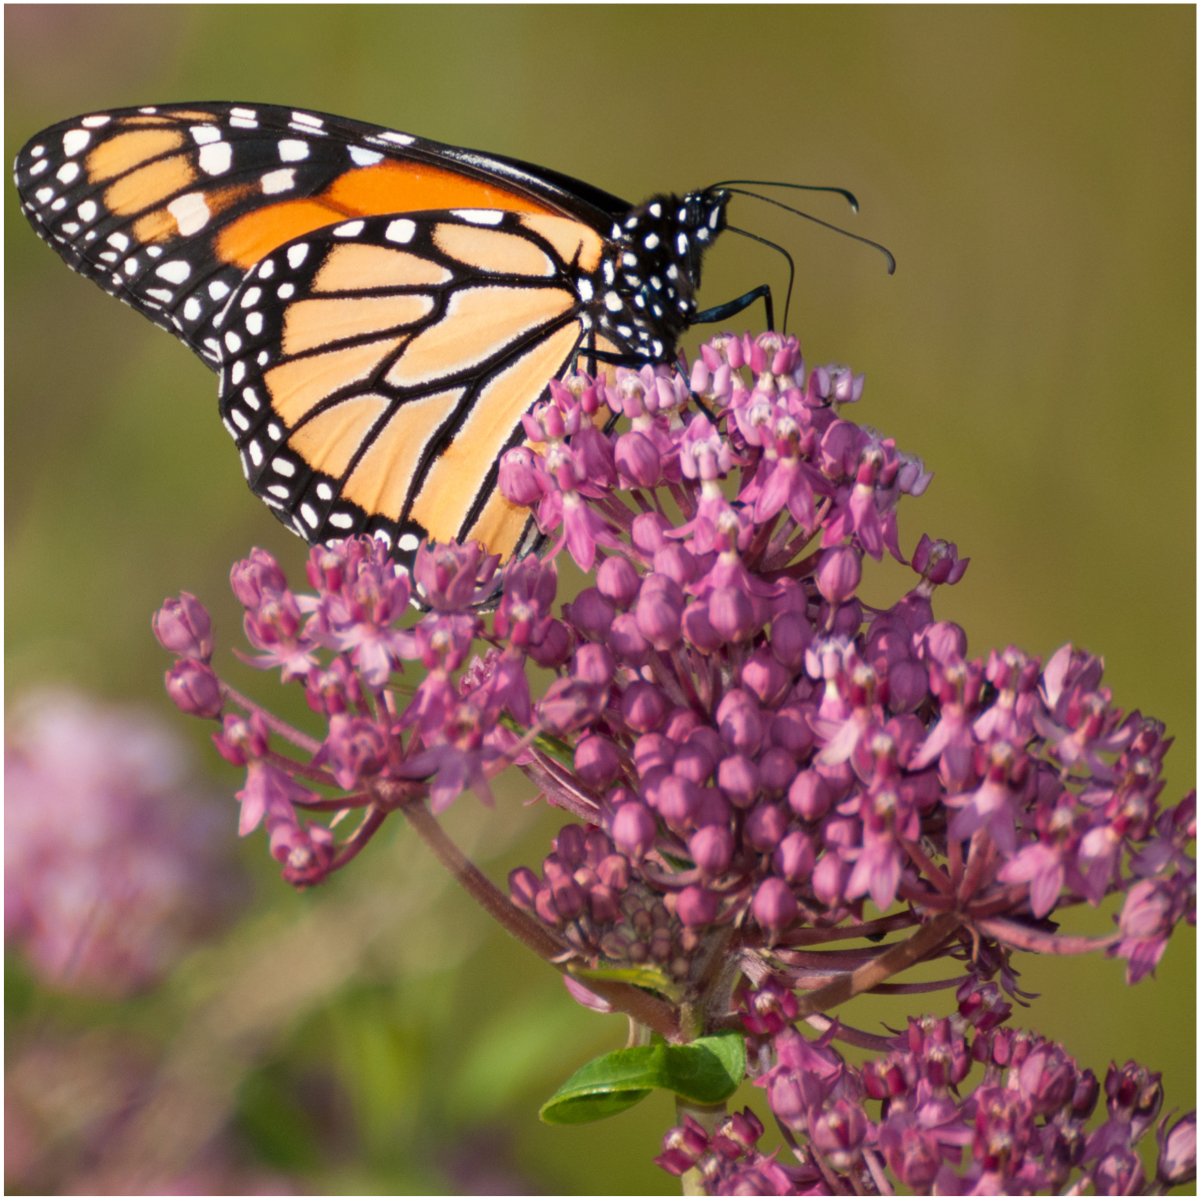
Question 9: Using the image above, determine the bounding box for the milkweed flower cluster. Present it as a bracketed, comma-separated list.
[155, 332, 1194, 1193]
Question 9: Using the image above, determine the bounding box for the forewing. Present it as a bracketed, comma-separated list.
[13, 102, 604, 366]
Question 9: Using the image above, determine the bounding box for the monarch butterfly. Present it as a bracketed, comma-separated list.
[15, 103, 869, 567]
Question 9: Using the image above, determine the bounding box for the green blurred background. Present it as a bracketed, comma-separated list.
[6, 4, 1194, 1193]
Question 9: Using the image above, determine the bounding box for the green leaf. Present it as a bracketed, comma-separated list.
[565, 960, 682, 1003]
[539, 1031, 746, 1125]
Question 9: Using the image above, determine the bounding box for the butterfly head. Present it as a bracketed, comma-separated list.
[600, 189, 731, 360]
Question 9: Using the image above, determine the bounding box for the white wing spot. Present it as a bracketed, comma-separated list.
[230, 407, 250, 431]
[198, 141, 233, 175]
[385, 218, 415, 244]
[379, 131, 415, 146]
[208, 279, 231, 300]
[278, 139, 309, 162]
[248, 440, 264, 466]
[156, 260, 191, 284]
[287, 243, 310, 269]
[240, 286, 262, 308]
[246, 312, 264, 336]
[243, 387, 261, 410]
[453, 209, 504, 225]
[261, 168, 295, 194]
[349, 146, 383, 166]
[300, 503, 319, 528]
[268, 484, 291, 500]
[61, 129, 90, 157]
[328, 512, 355, 530]
[272, 457, 296, 477]
[190, 124, 221, 145]
[334, 220, 365, 237]
[398, 532, 420, 552]
[183, 297, 202, 321]
[167, 191, 210, 235]
[81, 115, 111, 129]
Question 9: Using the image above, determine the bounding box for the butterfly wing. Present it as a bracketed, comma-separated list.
[216, 207, 612, 564]
[14, 102, 629, 366]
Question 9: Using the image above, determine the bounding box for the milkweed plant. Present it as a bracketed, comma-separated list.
[155, 332, 1195, 1195]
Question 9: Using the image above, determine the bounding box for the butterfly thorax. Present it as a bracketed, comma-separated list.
[590, 189, 729, 364]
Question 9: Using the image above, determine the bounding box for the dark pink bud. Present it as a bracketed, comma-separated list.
[528, 618, 571, 668]
[575, 734, 621, 789]
[509, 866, 541, 911]
[689, 824, 734, 876]
[1157, 1113, 1196, 1187]
[614, 430, 662, 487]
[717, 754, 760, 808]
[573, 643, 615, 686]
[811, 852, 847, 906]
[758, 748, 796, 797]
[653, 773, 699, 826]
[596, 555, 641, 607]
[153, 592, 213, 660]
[631, 511, 670, 555]
[887, 657, 928, 713]
[674, 739, 716, 785]
[230, 548, 286, 608]
[709, 586, 757, 642]
[770, 708, 815, 758]
[745, 802, 788, 852]
[621, 680, 667, 732]
[772, 830, 816, 882]
[550, 873, 586, 920]
[740, 650, 790, 706]
[565, 587, 614, 640]
[788, 770, 832, 820]
[676, 884, 718, 927]
[635, 574, 684, 650]
[663, 709, 701, 742]
[752, 876, 798, 934]
[692, 786, 731, 829]
[682, 600, 722, 652]
[816, 545, 862, 604]
[633, 733, 673, 777]
[165, 658, 222, 718]
[498, 445, 545, 505]
[608, 613, 650, 665]
[652, 543, 699, 586]
[610, 801, 657, 858]
[715, 690, 763, 754]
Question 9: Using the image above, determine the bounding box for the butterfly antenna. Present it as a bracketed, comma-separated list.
[710, 179, 862, 213]
[720, 185, 896, 275]
[726, 224, 797, 333]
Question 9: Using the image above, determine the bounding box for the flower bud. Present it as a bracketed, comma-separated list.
[614, 430, 662, 488]
[596, 555, 641, 607]
[609, 790, 659, 853]
[153, 592, 213, 660]
[816, 545, 862, 604]
[752, 876, 798, 934]
[676, 884, 718, 927]
[575, 734, 621, 789]
[165, 658, 222, 718]
[621, 681, 667, 732]
[689, 825, 734, 876]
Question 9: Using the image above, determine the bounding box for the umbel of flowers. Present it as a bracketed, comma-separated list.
[155, 333, 1195, 1194]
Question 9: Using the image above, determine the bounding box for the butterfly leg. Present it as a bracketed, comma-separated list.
[692, 283, 774, 333]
